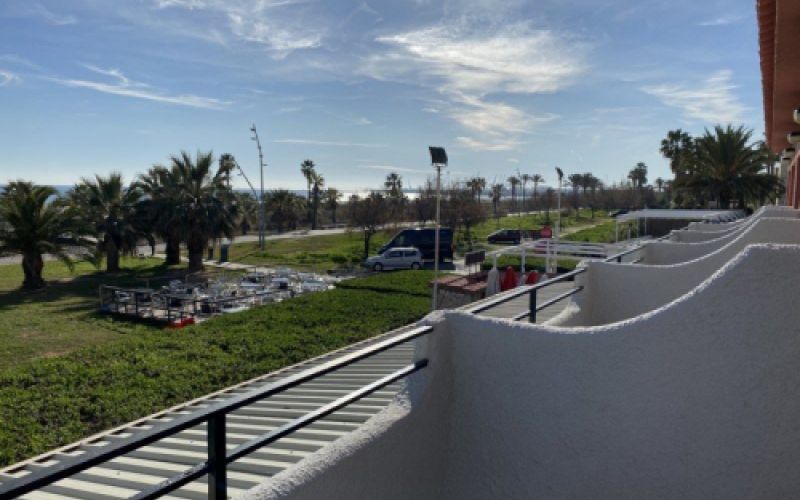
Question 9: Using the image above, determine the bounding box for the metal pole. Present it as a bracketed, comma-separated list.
[251, 124, 266, 251]
[432, 164, 442, 311]
[207, 414, 227, 500]
[554, 175, 561, 274]
[529, 287, 537, 323]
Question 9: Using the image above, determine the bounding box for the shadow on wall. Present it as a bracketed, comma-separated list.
[244, 244, 800, 500]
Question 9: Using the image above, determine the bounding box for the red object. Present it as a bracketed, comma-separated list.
[501, 266, 518, 291]
[526, 270, 540, 284]
[540, 226, 552, 238]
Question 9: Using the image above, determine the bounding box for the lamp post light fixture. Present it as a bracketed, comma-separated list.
[429, 146, 448, 311]
[250, 124, 267, 251]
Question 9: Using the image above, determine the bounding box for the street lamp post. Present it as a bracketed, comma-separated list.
[429, 146, 448, 311]
[250, 124, 266, 251]
[553, 166, 564, 275]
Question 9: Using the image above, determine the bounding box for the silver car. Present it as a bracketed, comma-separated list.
[365, 247, 423, 272]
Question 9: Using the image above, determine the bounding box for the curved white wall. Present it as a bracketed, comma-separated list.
[243, 245, 800, 500]
[553, 218, 800, 326]
[643, 217, 800, 265]
[674, 208, 799, 242]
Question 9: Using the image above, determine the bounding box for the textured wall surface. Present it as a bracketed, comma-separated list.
[243, 245, 800, 500]
[674, 208, 799, 242]
[643, 217, 800, 265]
[554, 218, 800, 326]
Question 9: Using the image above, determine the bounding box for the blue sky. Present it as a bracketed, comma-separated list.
[0, 0, 761, 191]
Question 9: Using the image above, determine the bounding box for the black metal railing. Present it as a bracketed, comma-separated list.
[468, 232, 676, 322]
[0, 324, 433, 500]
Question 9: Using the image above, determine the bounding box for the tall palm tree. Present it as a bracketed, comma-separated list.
[170, 151, 239, 272]
[384, 172, 405, 223]
[467, 177, 486, 202]
[70, 173, 146, 272]
[300, 159, 316, 225]
[531, 174, 544, 210]
[324, 187, 342, 225]
[0, 182, 90, 289]
[628, 162, 648, 208]
[136, 166, 182, 265]
[520, 174, 531, 213]
[567, 173, 583, 213]
[310, 171, 325, 229]
[690, 125, 779, 208]
[490, 183, 503, 224]
[507, 176, 520, 212]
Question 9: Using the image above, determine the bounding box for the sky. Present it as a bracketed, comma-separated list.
[0, 0, 762, 191]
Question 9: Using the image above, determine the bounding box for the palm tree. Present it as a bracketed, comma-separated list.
[266, 190, 304, 231]
[628, 162, 648, 208]
[531, 174, 544, 210]
[300, 159, 316, 225]
[490, 183, 503, 225]
[0, 182, 90, 289]
[567, 173, 583, 213]
[520, 173, 531, 213]
[170, 151, 239, 272]
[384, 172, 405, 222]
[70, 173, 146, 272]
[324, 187, 342, 225]
[136, 166, 182, 264]
[660, 129, 694, 177]
[690, 125, 780, 208]
[309, 172, 325, 230]
[507, 176, 520, 212]
[467, 177, 486, 202]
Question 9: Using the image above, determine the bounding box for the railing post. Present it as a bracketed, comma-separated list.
[616, 255, 622, 263]
[208, 414, 227, 500]
[529, 287, 537, 323]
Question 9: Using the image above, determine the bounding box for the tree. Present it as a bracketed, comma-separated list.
[413, 180, 436, 226]
[350, 192, 389, 259]
[310, 171, 324, 229]
[324, 187, 342, 225]
[70, 173, 146, 272]
[0, 182, 90, 289]
[445, 188, 486, 251]
[690, 125, 781, 208]
[507, 176, 520, 212]
[384, 172, 406, 222]
[543, 187, 555, 223]
[531, 174, 544, 210]
[266, 190, 304, 231]
[660, 129, 694, 178]
[136, 165, 183, 264]
[567, 173, 583, 213]
[467, 177, 486, 202]
[628, 162, 648, 208]
[520, 173, 531, 213]
[300, 159, 316, 225]
[169, 151, 239, 272]
[490, 183, 503, 224]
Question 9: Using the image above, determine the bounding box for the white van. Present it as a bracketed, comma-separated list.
[364, 247, 423, 272]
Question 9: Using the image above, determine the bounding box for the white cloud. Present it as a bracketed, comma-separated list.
[698, 14, 744, 27]
[640, 70, 745, 124]
[357, 164, 430, 174]
[363, 20, 584, 151]
[456, 136, 520, 151]
[0, 70, 21, 86]
[273, 139, 388, 148]
[153, 0, 322, 59]
[31, 4, 77, 25]
[51, 65, 229, 109]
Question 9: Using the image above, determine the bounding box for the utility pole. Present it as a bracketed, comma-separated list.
[429, 146, 448, 311]
[250, 124, 266, 251]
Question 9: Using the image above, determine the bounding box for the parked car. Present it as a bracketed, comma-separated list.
[379, 228, 454, 261]
[365, 247, 423, 272]
[487, 229, 521, 245]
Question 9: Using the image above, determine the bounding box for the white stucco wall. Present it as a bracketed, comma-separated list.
[674, 208, 800, 242]
[242, 244, 800, 500]
[552, 218, 800, 326]
[643, 217, 800, 265]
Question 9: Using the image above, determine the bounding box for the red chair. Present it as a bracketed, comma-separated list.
[500, 266, 518, 291]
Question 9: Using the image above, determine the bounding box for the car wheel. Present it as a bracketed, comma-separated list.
[373, 263, 383, 272]
[411, 262, 421, 270]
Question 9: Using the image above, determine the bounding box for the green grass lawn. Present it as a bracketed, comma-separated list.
[562, 220, 628, 244]
[227, 231, 393, 271]
[0, 257, 190, 370]
[0, 259, 435, 467]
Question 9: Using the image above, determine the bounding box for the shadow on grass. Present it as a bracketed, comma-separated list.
[0, 262, 189, 313]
